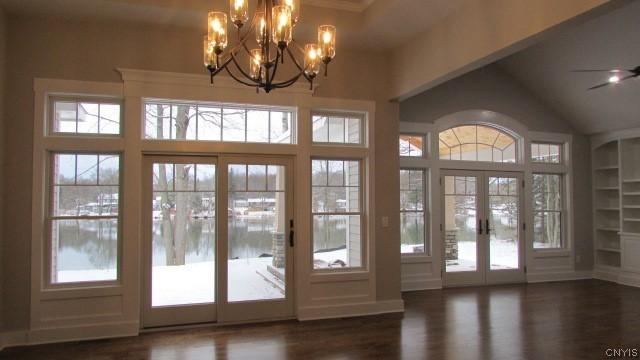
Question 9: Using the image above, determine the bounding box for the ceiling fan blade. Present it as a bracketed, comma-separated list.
[588, 82, 612, 90]
[588, 74, 636, 90]
[573, 69, 630, 73]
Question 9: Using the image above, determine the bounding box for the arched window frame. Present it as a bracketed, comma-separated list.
[438, 124, 520, 164]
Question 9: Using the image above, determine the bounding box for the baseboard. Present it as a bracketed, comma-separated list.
[0, 321, 139, 349]
[401, 277, 442, 292]
[618, 272, 640, 288]
[298, 299, 404, 321]
[527, 270, 593, 283]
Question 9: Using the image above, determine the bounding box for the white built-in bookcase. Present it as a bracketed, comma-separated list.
[592, 128, 640, 286]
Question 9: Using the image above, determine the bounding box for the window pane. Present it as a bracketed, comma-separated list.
[401, 212, 425, 254]
[270, 111, 292, 144]
[54, 101, 77, 133]
[197, 106, 222, 141]
[76, 154, 98, 185]
[53, 185, 119, 217]
[51, 219, 118, 283]
[346, 117, 361, 144]
[222, 108, 246, 142]
[99, 104, 121, 134]
[313, 215, 361, 269]
[76, 103, 99, 134]
[312, 116, 328, 142]
[99, 155, 120, 185]
[145, 103, 171, 139]
[195, 164, 216, 192]
[246, 110, 270, 143]
[247, 165, 267, 191]
[328, 117, 344, 143]
[534, 212, 562, 249]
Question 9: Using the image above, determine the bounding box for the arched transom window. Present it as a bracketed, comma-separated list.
[439, 125, 517, 163]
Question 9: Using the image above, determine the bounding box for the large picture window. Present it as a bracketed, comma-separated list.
[533, 174, 563, 249]
[400, 169, 427, 254]
[312, 159, 362, 269]
[48, 153, 121, 284]
[439, 125, 517, 163]
[144, 101, 295, 144]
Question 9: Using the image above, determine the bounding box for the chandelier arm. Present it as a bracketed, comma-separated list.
[224, 66, 263, 88]
[285, 47, 313, 82]
[209, 55, 235, 78]
[230, 53, 261, 85]
[272, 73, 305, 88]
[269, 50, 281, 85]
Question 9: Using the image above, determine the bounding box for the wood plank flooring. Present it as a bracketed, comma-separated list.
[2, 280, 640, 359]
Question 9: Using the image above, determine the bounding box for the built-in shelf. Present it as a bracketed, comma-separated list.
[623, 178, 640, 183]
[596, 208, 619, 211]
[596, 227, 620, 232]
[623, 192, 640, 196]
[597, 247, 621, 253]
[596, 187, 619, 191]
[623, 218, 640, 222]
[596, 166, 619, 171]
[623, 205, 640, 209]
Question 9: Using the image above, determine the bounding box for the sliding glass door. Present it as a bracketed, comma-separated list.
[142, 155, 294, 327]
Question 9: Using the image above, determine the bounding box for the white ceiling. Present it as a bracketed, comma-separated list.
[499, 1, 640, 135]
[0, 0, 465, 51]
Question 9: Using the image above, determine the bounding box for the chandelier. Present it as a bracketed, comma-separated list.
[203, 0, 336, 93]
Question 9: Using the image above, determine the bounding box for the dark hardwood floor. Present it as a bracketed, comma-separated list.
[2, 280, 640, 359]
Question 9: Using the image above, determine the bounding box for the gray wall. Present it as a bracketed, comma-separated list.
[399, 64, 594, 271]
[0, 14, 401, 331]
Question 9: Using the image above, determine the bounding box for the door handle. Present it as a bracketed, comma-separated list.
[289, 230, 294, 247]
[478, 219, 483, 235]
[486, 219, 491, 235]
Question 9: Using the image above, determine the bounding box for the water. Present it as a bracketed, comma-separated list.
[55, 216, 348, 272]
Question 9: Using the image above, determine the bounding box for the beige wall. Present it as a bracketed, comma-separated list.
[399, 63, 594, 271]
[0, 14, 401, 330]
[390, 0, 614, 100]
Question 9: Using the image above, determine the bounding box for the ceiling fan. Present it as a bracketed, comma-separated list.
[573, 66, 640, 90]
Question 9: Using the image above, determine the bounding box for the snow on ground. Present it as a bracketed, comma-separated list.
[446, 239, 518, 272]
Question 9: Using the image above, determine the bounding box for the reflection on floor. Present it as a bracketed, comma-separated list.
[2, 280, 640, 359]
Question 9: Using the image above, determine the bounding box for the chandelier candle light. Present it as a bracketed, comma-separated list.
[203, 0, 336, 93]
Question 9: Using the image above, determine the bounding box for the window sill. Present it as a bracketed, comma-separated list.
[401, 254, 432, 264]
[532, 249, 571, 258]
[40, 283, 123, 300]
[309, 270, 369, 283]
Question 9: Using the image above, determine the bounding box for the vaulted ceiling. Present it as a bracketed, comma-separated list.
[499, 0, 640, 135]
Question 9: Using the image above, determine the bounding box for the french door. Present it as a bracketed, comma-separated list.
[441, 170, 525, 287]
[142, 155, 294, 328]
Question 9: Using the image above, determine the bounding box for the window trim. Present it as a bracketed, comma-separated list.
[399, 167, 429, 256]
[48, 96, 124, 138]
[311, 157, 367, 272]
[44, 151, 124, 289]
[311, 111, 367, 147]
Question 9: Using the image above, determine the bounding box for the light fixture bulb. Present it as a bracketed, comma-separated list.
[609, 75, 620, 83]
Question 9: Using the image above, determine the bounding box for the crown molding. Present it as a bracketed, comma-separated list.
[117, 68, 316, 95]
[303, 0, 374, 12]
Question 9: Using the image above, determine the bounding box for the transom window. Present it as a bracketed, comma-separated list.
[531, 143, 562, 164]
[312, 113, 364, 145]
[439, 125, 517, 163]
[51, 98, 122, 135]
[399, 134, 424, 157]
[144, 101, 295, 144]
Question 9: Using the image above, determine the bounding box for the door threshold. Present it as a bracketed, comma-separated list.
[141, 316, 297, 333]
